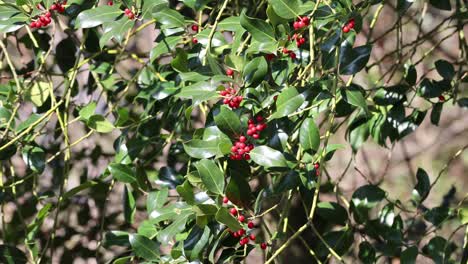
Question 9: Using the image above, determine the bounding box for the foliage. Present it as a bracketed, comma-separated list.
[0, 0, 467, 263]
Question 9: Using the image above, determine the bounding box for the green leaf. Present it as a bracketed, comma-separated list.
[157, 213, 191, 244]
[270, 87, 306, 119]
[153, 7, 185, 28]
[299, 118, 320, 152]
[405, 64, 417, 85]
[75, 5, 122, 28]
[341, 87, 369, 116]
[418, 78, 450, 98]
[457, 98, 468, 108]
[0, 245, 28, 264]
[317, 202, 348, 225]
[108, 163, 136, 183]
[100, 18, 135, 48]
[15, 114, 41, 133]
[103, 231, 130, 247]
[183, 129, 232, 159]
[150, 36, 182, 62]
[176, 181, 195, 205]
[225, 173, 251, 208]
[358, 242, 376, 264]
[21, 146, 45, 173]
[195, 159, 225, 195]
[240, 11, 276, 43]
[459, 207, 468, 225]
[171, 48, 189, 72]
[87, 115, 115, 133]
[215, 207, 242, 231]
[412, 168, 430, 204]
[124, 185, 136, 224]
[340, 45, 372, 75]
[129, 234, 160, 261]
[401, 246, 418, 264]
[429, 0, 451, 11]
[431, 102, 443, 126]
[250, 145, 288, 168]
[374, 85, 408, 106]
[79, 102, 96, 121]
[147, 188, 169, 213]
[435, 60, 455, 80]
[176, 79, 220, 105]
[422, 236, 456, 263]
[214, 106, 242, 137]
[25, 81, 50, 107]
[267, 0, 300, 19]
[0, 5, 27, 33]
[352, 185, 386, 209]
[243, 56, 268, 87]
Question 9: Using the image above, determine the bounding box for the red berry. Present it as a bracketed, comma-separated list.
[256, 124, 263, 131]
[256, 116, 263, 122]
[233, 231, 240, 238]
[238, 149, 245, 155]
[301, 16, 310, 25]
[50, 4, 57, 10]
[274, 95, 278, 101]
[282, 47, 289, 54]
[107, 0, 113, 5]
[246, 129, 253, 136]
[45, 11, 51, 17]
[192, 38, 198, 44]
[223, 197, 229, 203]
[261, 242, 267, 250]
[293, 21, 300, 30]
[250, 234, 256, 241]
[348, 18, 355, 28]
[127, 12, 135, 19]
[239, 136, 247, 143]
[342, 25, 350, 33]
[30, 21, 37, 28]
[57, 5, 65, 13]
[244, 154, 250, 160]
[438, 95, 445, 102]
[230, 208, 238, 216]
[226, 68, 234, 76]
[265, 54, 275, 61]
[297, 21, 305, 29]
[238, 215, 245, 222]
[289, 52, 297, 59]
[44, 16, 51, 24]
[252, 133, 260, 139]
[239, 229, 245, 235]
[124, 8, 131, 14]
[191, 24, 199, 31]
[247, 221, 254, 229]
[314, 163, 320, 169]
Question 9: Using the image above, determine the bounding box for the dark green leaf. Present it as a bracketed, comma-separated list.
[340, 45, 372, 75]
[21, 146, 45, 173]
[352, 185, 386, 209]
[243, 56, 268, 87]
[431, 102, 443, 126]
[0, 245, 27, 264]
[153, 7, 186, 28]
[214, 106, 242, 137]
[317, 202, 348, 225]
[358, 241, 376, 264]
[401, 246, 418, 264]
[299, 118, 320, 152]
[429, 0, 451, 11]
[226, 173, 251, 208]
[413, 168, 430, 204]
[341, 87, 369, 115]
[435, 60, 455, 80]
[124, 185, 136, 224]
[195, 159, 225, 195]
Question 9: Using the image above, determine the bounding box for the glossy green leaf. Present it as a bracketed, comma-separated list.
[401, 246, 418, 264]
[75, 5, 122, 28]
[0, 245, 27, 264]
[431, 102, 443, 126]
[213, 106, 242, 137]
[124, 185, 136, 224]
[79, 102, 96, 121]
[299, 118, 320, 152]
[147, 188, 169, 214]
[271, 87, 306, 119]
[341, 87, 369, 115]
[240, 11, 276, 43]
[129, 234, 160, 261]
[352, 185, 386, 209]
[21, 146, 45, 173]
[435, 60, 455, 80]
[250, 145, 288, 168]
[215, 207, 242, 231]
[358, 241, 376, 264]
[243, 56, 268, 87]
[340, 45, 372, 75]
[153, 7, 186, 28]
[108, 163, 136, 183]
[267, 0, 300, 19]
[195, 159, 225, 195]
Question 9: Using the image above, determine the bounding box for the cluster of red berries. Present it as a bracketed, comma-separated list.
[30, 2, 66, 29]
[230, 136, 254, 160]
[247, 116, 266, 139]
[290, 33, 306, 47]
[30, 11, 51, 28]
[223, 197, 268, 250]
[124, 8, 135, 19]
[282, 47, 297, 59]
[220, 88, 243, 109]
[293, 16, 310, 30]
[342, 18, 355, 33]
